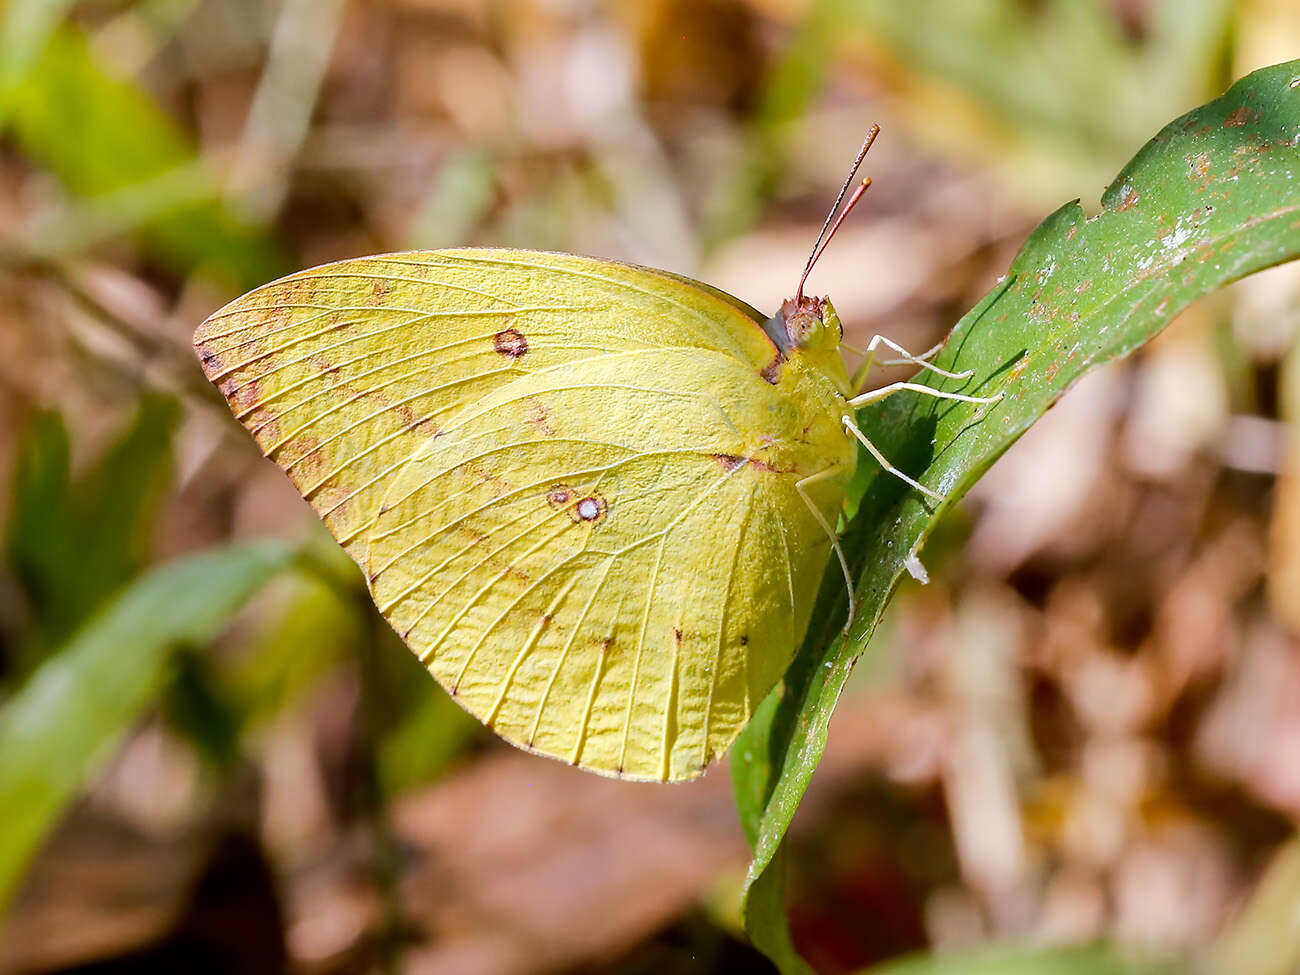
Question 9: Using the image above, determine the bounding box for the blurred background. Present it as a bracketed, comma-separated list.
[1, 1, 1299, 972]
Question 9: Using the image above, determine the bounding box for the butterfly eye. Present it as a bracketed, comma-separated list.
[786, 311, 827, 351]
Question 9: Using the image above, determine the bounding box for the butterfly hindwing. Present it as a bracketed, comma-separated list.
[367, 349, 835, 781]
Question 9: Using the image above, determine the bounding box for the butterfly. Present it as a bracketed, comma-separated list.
[194, 127, 998, 782]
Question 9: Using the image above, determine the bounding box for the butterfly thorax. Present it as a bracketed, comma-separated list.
[744, 295, 857, 503]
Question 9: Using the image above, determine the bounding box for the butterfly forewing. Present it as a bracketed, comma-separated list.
[194, 249, 778, 558]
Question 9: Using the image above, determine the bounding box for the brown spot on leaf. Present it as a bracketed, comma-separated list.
[1223, 107, 1257, 128]
[1188, 151, 1211, 180]
[712, 453, 747, 472]
[1075, 280, 1092, 295]
[1117, 189, 1140, 211]
[494, 328, 528, 359]
[760, 355, 783, 384]
[673, 627, 682, 644]
[546, 485, 573, 508]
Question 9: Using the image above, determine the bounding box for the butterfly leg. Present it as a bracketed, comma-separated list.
[848, 381, 1002, 410]
[849, 335, 973, 394]
[843, 382, 1002, 499]
[796, 467, 856, 630]
[841, 414, 942, 501]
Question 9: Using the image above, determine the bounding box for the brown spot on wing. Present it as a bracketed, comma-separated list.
[494, 328, 528, 359]
[570, 494, 607, 525]
[404, 415, 439, 436]
[367, 280, 392, 305]
[711, 452, 787, 475]
[198, 347, 224, 376]
[526, 399, 556, 436]
[284, 433, 327, 480]
[467, 461, 511, 497]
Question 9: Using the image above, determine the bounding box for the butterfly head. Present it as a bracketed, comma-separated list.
[778, 295, 841, 355]
[762, 295, 852, 396]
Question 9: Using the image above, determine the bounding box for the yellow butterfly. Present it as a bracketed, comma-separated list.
[194, 128, 997, 781]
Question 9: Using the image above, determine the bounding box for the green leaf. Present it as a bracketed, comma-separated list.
[0, 540, 295, 914]
[161, 646, 245, 769]
[3, 411, 70, 655]
[376, 675, 482, 798]
[733, 58, 1300, 972]
[222, 568, 362, 731]
[5, 395, 178, 665]
[6, 25, 285, 288]
[0, 0, 82, 115]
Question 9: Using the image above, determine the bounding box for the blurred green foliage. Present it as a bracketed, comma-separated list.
[0, 395, 482, 919]
[2, 20, 284, 287]
[5, 394, 177, 669]
[0, 537, 295, 912]
[713, 0, 1237, 245]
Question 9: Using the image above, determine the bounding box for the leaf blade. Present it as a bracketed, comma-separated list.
[0, 541, 296, 913]
[734, 57, 1300, 969]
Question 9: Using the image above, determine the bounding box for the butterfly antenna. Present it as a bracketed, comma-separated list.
[795, 124, 881, 304]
